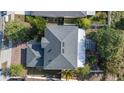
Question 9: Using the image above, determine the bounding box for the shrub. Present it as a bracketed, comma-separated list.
[87, 55, 97, 65]
[75, 64, 90, 80]
[79, 18, 91, 30]
[62, 70, 74, 80]
[10, 64, 27, 77]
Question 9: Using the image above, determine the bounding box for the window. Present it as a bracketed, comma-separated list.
[62, 42, 64, 47]
[62, 49, 64, 53]
[47, 49, 52, 53]
[48, 60, 51, 62]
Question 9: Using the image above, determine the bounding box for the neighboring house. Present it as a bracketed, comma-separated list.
[14, 11, 95, 17]
[26, 11, 87, 70]
[0, 11, 12, 70]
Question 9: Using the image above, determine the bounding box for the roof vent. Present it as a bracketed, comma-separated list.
[41, 37, 49, 48]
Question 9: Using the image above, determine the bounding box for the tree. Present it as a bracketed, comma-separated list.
[26, 16, 46, 35]
[91, 27, 124, 76]
[115, 18, 124, 30]
[87, 55, 97, 66]
[90, 11, 107, 25]
[79, 18, 91, 30]
[75, 64, 90, 80]
[5, 21, 32, 42]
[62, 70, 74, 81]
[9, 64, 27, 77]
[111, 11, 124, 28]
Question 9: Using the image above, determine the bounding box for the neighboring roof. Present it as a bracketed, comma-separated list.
[0, 31, 2, 49]
[43, 24, 78, 70]
[30, 11, 87, 18]
[26, 41, 44, 67]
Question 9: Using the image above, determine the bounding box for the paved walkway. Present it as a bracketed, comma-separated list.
[11, 43, 27, 65]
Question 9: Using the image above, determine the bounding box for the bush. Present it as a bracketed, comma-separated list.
[75, 64, 90, 80]
[10, 64, 27, 77]
[79, 18, 91, 30]
[91, 11, 107, 24]
[62, 70, 74, 80]
[5, 21, 32, 42]
[87, 55, 97, 65]
[26, 16, 46, 34]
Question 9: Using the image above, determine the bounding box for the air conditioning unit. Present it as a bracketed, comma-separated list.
[87, 11, 95, 16]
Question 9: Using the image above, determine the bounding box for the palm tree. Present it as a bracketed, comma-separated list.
[75, 64, 90, 80]
[62, 70, 74, 81]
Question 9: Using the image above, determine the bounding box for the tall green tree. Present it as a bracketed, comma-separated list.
[91, 27, 124, 76]
[26, 16, 46, 34]
[5, 21, 31, 42]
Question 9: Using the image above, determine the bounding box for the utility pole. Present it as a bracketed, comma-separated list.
[108, 11, 112, 27]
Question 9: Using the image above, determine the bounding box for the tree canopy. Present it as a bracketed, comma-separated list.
[26, 16, 46, 34]
[9, 64, 27, 77]
[91, 27, 124, 75]
[5, 21, 32, 42]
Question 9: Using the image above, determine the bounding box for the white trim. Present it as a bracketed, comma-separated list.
[77, 28, 85, 67]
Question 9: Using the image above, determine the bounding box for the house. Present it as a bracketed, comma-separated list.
[26, 11, 87, 70]
[0, 11, 95, 70]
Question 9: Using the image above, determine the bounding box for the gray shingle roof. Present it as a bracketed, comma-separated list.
[30, 11, 87, 18]
[26, 41, 44, 67]
[43, 24, 78, 70]
[26, 24, 80, 70]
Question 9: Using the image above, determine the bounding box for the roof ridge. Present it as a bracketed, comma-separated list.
[46, 26, 61, 42]
[62, 27, 77, 41]
[62, 54, 76, 68]
[45, 54, 74, 69]
[27, 45, 37, 65]
[44, 54, 60, 68]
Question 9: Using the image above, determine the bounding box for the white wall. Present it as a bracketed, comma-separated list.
[86, 11, 96, 15]
[0, 48, 12, 69]
[77, 29, 85, 67]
